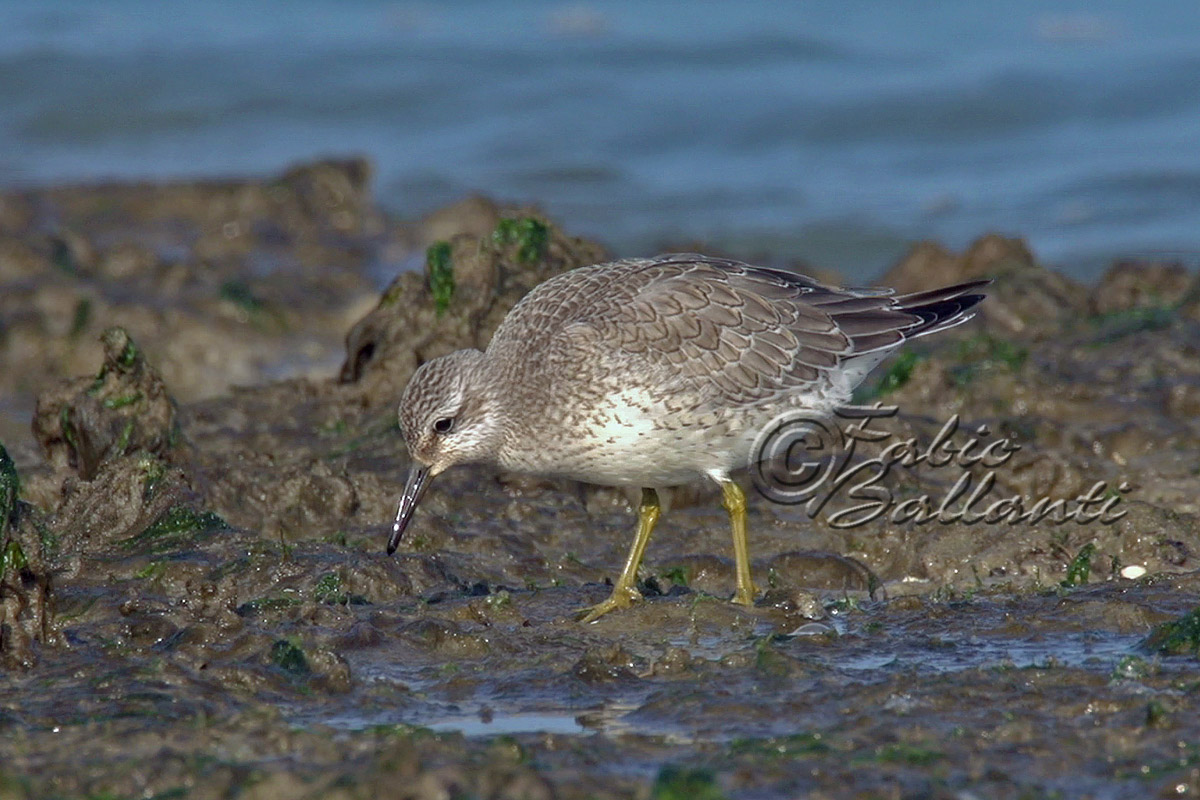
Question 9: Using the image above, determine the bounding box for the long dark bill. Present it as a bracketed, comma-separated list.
[387, 464, 431, 555]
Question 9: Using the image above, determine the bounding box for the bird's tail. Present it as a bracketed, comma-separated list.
[894, 279, 992, 339]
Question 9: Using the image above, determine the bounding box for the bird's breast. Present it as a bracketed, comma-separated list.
[496, 386, 752, 487]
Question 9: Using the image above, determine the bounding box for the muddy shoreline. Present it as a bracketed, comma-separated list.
[2, 160, 1199, 799]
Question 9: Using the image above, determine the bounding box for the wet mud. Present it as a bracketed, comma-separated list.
[2, 160, 1199, 799]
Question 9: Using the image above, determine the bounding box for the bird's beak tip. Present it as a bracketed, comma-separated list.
[386, 464, 431, 555]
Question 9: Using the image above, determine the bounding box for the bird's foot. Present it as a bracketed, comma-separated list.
[732, 582, 760, 607]
[577, 585, 643, 623]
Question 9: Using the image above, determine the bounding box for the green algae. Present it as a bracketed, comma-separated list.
[219, 280, 266, 314]
[950, 333, 1028, 386]
[661, 565, 689, 588]
[133, 560, 169, 581]
[2, 540, 27, 578]
[1062, 542, 1097, 588]
[651, 765, 727, 800]
[313, 572, 343, 603]
[729, 732, 830, 759]
[270, 639, 310, 677]
[863, 743, 944, 766]
[123, 505, 228, 554]
[1088, 305, 1175, 346]
[493, 217, 549, 264]
[426, 241, 454, 315]
[102, 393, 143, 410]
[115, 419, 136, 452]
[50, 236, 78, 275]
[312, 572, 366, 605]
[0, 442, 18, 531]
[1143, 607, 1200, 657]
[112, 329, 140, 370]
[1112, 654, 1150, 680]
[86, 329, 144, 400]
[70, 297, 92, 339]
[137, 454, 168, 501]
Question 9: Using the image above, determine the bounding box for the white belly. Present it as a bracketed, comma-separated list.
[498, 386, 761, 487]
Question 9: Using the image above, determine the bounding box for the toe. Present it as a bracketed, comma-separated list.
[732, 583, 760, 606]
[576, 586, 643, 623]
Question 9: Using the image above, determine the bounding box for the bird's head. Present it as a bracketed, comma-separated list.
[388, 349, 499, 553]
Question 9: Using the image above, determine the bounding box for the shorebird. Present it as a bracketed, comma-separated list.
[387, 254, 987, 621]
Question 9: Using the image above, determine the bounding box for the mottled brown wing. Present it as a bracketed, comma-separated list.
[563, 254, 983, 407]
[551, 256, 821, 405]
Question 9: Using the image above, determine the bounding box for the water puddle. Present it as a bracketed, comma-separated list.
[795, 626, 1146, 676]
[426, 711, 586, 736]
[298, 600, 1166, 743]
[914, 630, 1143, 671]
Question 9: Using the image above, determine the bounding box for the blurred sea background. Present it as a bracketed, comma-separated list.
[1, 0, 1198, 282]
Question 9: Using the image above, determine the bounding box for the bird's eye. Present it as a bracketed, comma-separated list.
[432, 417, 455, 434]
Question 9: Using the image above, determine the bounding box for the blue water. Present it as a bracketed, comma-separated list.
[2, 1, 1199, 280]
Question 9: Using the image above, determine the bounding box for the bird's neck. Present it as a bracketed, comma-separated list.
[462, 354, 511, 466]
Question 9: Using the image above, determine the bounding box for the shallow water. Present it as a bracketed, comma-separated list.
[298, 589, 1170, 748]
[3, 1, 1200, 278]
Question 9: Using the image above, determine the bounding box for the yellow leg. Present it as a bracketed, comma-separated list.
[721, 481, 759, 606]
[579, 488, 660, 623]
